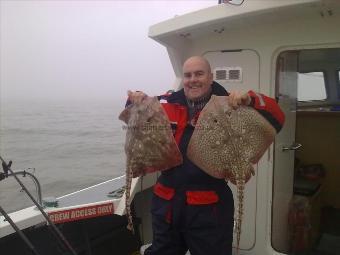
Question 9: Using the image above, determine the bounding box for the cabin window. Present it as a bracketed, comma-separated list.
[297, 72, 327, 101]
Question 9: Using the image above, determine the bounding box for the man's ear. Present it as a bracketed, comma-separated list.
[209, 72, 214, 83]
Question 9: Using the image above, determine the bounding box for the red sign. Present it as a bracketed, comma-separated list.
[48, 202, 114, 224]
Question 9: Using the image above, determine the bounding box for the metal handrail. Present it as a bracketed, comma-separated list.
[2, 170, 43, 206]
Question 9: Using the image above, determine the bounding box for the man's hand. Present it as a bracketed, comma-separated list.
[228, 91, 251, 109]
[127, 90, 147, 104]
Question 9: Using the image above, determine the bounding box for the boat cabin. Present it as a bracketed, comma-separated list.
[138, 1, 340, 254]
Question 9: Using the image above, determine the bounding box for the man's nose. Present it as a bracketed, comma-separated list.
[190, 74, 198, 83]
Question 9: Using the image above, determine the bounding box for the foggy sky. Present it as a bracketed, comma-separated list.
[0, 1, 215, 103]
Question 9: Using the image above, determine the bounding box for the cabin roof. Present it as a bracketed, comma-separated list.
[148, 0, 324, 42]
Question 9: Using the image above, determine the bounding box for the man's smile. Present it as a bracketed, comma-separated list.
[188, 85, 202, 89]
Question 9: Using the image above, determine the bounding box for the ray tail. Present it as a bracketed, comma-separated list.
[125, 165, 134, 234]
[235, 178, 245, 254]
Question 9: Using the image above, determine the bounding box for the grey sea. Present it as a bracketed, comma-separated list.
[0, 99, 126, 213]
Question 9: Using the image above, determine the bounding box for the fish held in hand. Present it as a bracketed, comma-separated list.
[119, 96, 183, 232]
[120, 97, 183, 177]
[187, 95, 276, 251]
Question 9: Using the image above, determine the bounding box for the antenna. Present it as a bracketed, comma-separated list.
[218, 0, 245, 6]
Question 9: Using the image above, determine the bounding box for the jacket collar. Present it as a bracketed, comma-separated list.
[167, 81, 229, 105]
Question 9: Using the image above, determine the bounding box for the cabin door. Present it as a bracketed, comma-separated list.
[272, 51, 299, 253]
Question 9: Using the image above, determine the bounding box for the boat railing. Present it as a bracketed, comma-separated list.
[0, 168, 43, 206]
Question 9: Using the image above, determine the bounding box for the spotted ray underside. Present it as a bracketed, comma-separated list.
[119, 96, 183, 232]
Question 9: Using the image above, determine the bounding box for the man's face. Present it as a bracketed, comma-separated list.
[183, 57, 213, 101]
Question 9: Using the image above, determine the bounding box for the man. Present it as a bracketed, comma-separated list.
[128, 56, 285, 255]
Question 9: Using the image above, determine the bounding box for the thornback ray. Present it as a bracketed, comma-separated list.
[119, 96, 183, 232]
[187, 95, 276, 252]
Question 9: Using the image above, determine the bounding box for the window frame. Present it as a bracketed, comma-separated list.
[336, 68, 340, 100]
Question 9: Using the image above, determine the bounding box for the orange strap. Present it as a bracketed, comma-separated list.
[186, 191, 219, 205]
[154, 183, 219, 205]
[153, 182, 175, 201]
